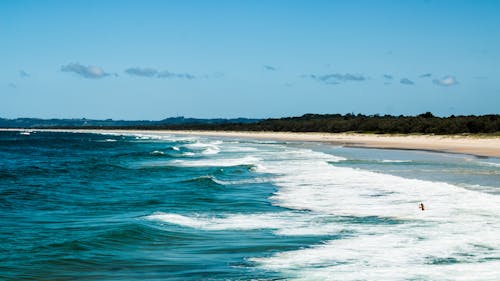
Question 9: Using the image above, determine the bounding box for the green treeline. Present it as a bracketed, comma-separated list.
[148, 112, 500, 134]
[38, 112, 500, 134]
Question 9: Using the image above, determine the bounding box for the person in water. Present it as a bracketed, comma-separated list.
[419, 202, 425, 211]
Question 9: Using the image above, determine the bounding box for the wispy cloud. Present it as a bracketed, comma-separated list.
[61, 63, 110, 79]
[263, 65, 277, 71]
[433, 75, 458, 86]
[158, 71, 196, 79]
[125, 67, 158, 77]
[19, 70, 30, 78]
[125, 67, 197, 79]
[383, 74, 393, 80]
[400, 78, 415, 85]
[305, 73, 367, 85]
[419, 73, 432, 78]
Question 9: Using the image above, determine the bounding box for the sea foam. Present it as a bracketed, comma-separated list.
[250, 146, 500, 280]
[149, 140, 500, 280]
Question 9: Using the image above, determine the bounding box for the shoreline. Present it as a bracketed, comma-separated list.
[2, 128, 500, 158]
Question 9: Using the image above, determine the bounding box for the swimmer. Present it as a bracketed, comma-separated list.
[419, 202, 425, 211]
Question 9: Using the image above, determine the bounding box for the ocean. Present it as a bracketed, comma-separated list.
[1, 130, 499, 280]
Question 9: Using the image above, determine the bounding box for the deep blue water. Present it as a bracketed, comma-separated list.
[1, 130, 499, 280]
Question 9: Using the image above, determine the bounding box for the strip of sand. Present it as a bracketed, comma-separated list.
[3, 128, 500, 157]
[162, 130, 500, 157]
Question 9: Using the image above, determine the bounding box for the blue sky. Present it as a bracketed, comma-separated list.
[1, 0, 499, 119]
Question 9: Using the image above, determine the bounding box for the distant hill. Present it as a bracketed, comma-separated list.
[0, 116, 261, 128]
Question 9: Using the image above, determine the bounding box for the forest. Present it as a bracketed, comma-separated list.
[50, 112, 500, 135]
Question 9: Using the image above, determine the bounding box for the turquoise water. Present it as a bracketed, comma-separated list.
[1, 130, 499, 280]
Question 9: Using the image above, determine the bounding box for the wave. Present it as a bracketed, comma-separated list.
[150, 150, 165, 155]
[93, 138, 118, 142]
[334, 159, 414, 165]
[131, 133, 196, 143]
[170, 156, 260, 168]
[249, 235, 500, 280]
[45, 222, 186, 252]
[19, 130, 34, 136]
[247, 146, 500, 280]
[480, 161, 500, 167]
[461, 184, 500, 194]
[269, 158, 500, 219]
[202, 147, 220, 155]
[212, 177, 272, 186]
[146, 141, 500, 280]
[183, 141, 222, 155]
[114, 150, 175, 159]
[93, 131, 197, 143]
[179, 174, 271, 186]
[145, 212, 347, 236]
[180, 175, 224, 186]
[380, 159, 412, 163]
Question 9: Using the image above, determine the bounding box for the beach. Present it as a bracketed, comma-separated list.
[5, 129, 498, 158]
[158, 130, 500, 158]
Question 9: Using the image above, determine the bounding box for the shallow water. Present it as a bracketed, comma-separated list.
[1, 130, 499, 280]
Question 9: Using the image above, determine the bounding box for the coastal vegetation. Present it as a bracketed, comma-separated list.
[138, 112, 500, 134]
[4, 112, 499, 135]
[213, 112, 500, 135]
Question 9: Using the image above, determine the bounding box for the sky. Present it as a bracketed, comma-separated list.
[1, 0, 499, 119]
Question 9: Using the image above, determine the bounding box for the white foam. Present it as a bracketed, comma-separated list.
[202, 147, 220, 155]
[246, 145, 500, 280]
[252, 148, 498, 220]
[380, 159, 412, 163]
[211, 177, 271, 186]
[185, 140, 222, 147]
[90, 131, 201, 144]
[182, 141, 222, 155]
[145, 212, 345, 236]
[250, 234, 500, 280]
[170, 156, 260, 167]
[94, 138, 118, 142]
[481, 161, 500, 167]
[223, 145, 258, 152]
[463, 184, 500, 194]
[150, 150, 164, 155]
[117, 132, 198, 142]
[143, 136, 500, 280]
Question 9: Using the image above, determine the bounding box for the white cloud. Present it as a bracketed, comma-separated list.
[433, 75, 458, 86]
[61, 63, 110, 79]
